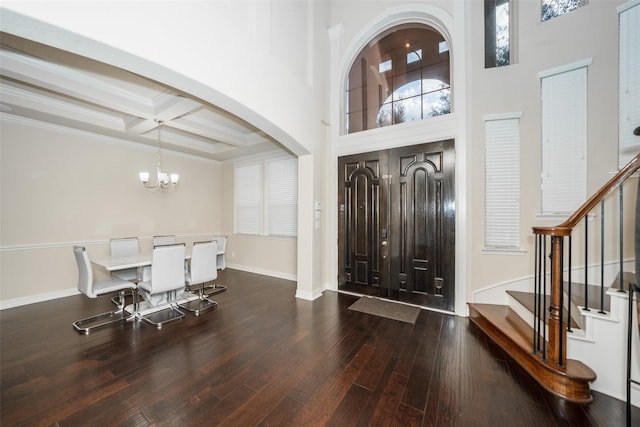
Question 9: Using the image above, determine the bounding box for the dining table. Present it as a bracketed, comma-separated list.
[91, 250, 196, 317]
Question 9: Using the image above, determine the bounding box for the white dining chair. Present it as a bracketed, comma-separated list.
[179, 241, 219, 315]
[72, 246, 138, 334]
[202, 235, 228, 295]
[109, 237, 139, 282]
[137, 243, 186, 328]
[153, 235, 176, 246]
[150, 235, 185, 282]
[212, 235, 227, 270]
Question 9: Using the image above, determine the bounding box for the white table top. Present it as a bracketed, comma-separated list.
[92, 251, 193, 271]
[91, 253, 154, 271]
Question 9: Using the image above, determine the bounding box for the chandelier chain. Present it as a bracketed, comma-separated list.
[156, 119, 163, 171]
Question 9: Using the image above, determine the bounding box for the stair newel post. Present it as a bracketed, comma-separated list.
[548, 234, 568, 368]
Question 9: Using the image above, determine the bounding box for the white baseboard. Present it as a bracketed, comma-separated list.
[472, 275, 533, 304]
[1, 287, 79, 310]
[295, 288, 325, 301]
[225, 262, 297, 282]
[225, 261, 324, 300]
[1, 264, 297, 310]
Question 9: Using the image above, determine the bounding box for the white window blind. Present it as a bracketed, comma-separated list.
[266, 157, 298, 237]
[619, 3, 640, 168]
[484, 114, 521, 249]
[235, 156, 298, 237]
[235, 163, 262, 234]
[540, 65, 587, 215]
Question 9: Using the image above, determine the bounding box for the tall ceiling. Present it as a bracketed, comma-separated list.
[0, 33, 283, 161]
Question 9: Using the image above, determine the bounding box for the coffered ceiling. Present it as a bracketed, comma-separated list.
[0, 33, 282, 161]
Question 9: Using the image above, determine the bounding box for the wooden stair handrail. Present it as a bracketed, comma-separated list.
[533, 153, 640, 236]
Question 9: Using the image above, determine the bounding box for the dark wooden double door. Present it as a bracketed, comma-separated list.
[338, 140, 455, 312]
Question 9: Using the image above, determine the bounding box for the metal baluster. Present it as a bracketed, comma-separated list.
[558, 236, 565, 366]
[534, 235, 540, 353]
[600, 200, 606, 314]
[619, 184, 625, 292]
[567, 235, 573, 333]
[584, 217, 590, 312]
[626, 281, 638, 427]
[537, 234, 544, 354]
[542, 236, 547, 362]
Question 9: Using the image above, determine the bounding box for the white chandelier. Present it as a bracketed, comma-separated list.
[139, 119, 179, 191]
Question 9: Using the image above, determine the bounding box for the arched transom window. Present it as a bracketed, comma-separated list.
[345, 24, 451, 134]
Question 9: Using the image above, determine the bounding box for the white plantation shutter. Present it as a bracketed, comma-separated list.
[235, 163, 262, 234]
[266, 157, 298, 236]
[540, 64, 588, 215]
[484, 114, 521, 249]
[619, 3, 640, 168]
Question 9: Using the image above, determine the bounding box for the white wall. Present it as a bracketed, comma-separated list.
[466, 0, 628, 295]
[0, 117, 221, 305]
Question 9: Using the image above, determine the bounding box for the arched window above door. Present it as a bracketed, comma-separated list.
[345, 24, 451, 134]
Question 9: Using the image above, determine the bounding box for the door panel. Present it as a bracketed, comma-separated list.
[338, 151, 389, 297]
[338, 140, 454, 311]
[390, 140, 455, 311]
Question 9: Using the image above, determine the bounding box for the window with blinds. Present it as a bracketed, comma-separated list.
[618, 2, 640, 168]
[540, 61, 589, 215]
[234, 156, 298, 237]
[235, 163, 262, 234]
[266, 157, 298, 237]
[484, 113, 521, 249]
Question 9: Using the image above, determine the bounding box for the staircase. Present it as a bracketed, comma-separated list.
[469, 154, 640, 407]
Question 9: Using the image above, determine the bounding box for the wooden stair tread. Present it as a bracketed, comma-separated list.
[506, 291, 581, 329]
[563, 282, 612, 312]
[472, 301, 535, 349]
[469, 303, 596, 403]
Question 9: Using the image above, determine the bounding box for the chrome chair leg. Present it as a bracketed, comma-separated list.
[202, 282, 227, 295]
[73, 290, 128, 334]
[138, 288, 185, 328]
[139, 304, 185, 328]
[179, 283, 218, 316]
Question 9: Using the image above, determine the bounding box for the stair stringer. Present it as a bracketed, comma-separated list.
[566, 288, 640, 407]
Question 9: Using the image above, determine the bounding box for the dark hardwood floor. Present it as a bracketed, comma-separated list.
[1, 269, 637, 426]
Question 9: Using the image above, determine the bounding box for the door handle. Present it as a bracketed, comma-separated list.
[381, 241, 388, 246]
